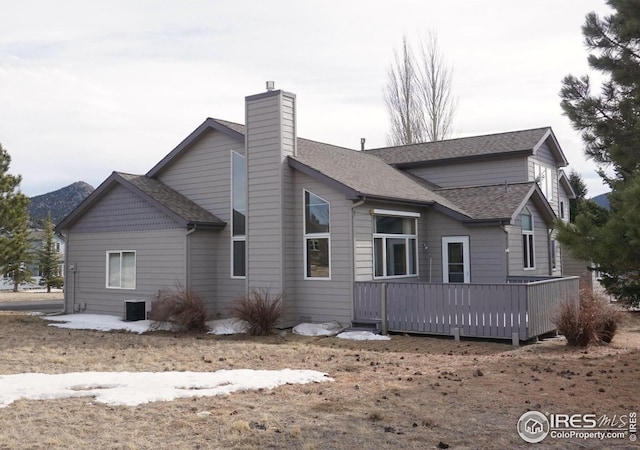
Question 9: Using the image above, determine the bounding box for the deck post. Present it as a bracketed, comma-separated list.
[512, 332, 519, 346]
[381, 283, 388, 335]
[452, 327, 460, 341]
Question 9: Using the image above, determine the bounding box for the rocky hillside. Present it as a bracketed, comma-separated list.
[591, 192, 610, 210]
[28, 181, 94, 227]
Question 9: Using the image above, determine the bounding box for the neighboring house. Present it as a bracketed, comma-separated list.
[56, 85, 578, 339]
[0, 229, 66, 290]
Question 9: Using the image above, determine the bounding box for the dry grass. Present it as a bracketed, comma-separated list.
[0, 311, 638, 449]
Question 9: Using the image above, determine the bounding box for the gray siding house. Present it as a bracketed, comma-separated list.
[57, 85, 576, 336]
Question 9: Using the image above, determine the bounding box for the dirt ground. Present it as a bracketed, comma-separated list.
[0, 309, 638, 449]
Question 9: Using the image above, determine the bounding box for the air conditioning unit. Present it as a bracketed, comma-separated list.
[124, 300, 146, 321]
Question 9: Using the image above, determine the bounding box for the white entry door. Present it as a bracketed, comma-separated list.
[442, 236, 470, 283]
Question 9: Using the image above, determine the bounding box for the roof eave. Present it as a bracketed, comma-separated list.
[511, 184, 557, 225]
[533, 128, 569, 167]
[55, 171, 121, 231]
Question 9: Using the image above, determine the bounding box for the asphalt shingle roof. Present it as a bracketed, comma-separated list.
[209, 120, 470, 216]
[116, 172, 225, 226]
[435, 182, 537, 221]
[366, 127, 552, 166]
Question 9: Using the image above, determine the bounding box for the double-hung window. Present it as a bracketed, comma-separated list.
[106, 251, 136, 289]
[231, 151, 246, 278]
[521, 208, 535, 269]
[373, 211, 418, 278]
[304, 190, 330, 279]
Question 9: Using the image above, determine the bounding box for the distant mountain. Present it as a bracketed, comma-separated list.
[591, 192, 610, 210]
[28, 181, 94, 228]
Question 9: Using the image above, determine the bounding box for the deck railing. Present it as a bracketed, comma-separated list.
[354, 277, 579, 344]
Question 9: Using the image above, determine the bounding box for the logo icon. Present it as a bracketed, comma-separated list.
[518, 411, 550, 443]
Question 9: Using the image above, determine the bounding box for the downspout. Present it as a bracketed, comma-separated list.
[548, 228, 553, 277]
[502, 224, 510, 281]
[186, 225, 197, 288]
[351, 197, 366, 326]
[61, 232, 69, 314]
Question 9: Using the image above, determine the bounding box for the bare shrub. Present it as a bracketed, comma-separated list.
[149, 284, 209, 332]
[553, 289, 623, 346]
[229, 289, 282, 336]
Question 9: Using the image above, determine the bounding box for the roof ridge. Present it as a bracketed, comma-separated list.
[367, 126, 551, 152]
[436, 181, 535, 191]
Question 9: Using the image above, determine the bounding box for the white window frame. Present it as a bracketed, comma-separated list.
[373, 213, 419, 279]
[231, 150, 246, 279]
[106, 250, 136, 289]
[533, 162, 554, 201]
[303, 189, 331, 280]
[521, 208, 535, 270]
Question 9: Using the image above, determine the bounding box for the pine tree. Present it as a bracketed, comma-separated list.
[557, 0, 640, 305]
[0, 143, 32, 292]
[38, 212, 61, 293]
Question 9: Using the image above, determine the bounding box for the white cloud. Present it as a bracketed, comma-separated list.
[1, 0, 612, 196]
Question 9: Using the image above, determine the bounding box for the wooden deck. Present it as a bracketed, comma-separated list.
[354, 277, 579, 344]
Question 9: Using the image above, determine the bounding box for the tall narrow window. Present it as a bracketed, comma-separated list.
[373, 213, 418, 278]
[106, 251, 136, 289]
[231, 151, 246, 278]
[304, 190, 330, 279]
[533, 162, 554, 201]
[521, 208, 535, 269]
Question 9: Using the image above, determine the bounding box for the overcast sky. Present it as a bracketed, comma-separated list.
[1, 0, 612, 198]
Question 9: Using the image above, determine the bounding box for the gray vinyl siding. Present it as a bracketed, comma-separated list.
[353, 207, 374, 282]
[293, 173, 353, 324]
[187, 230, 218, 311]
[65, 229, 186, 316]
[245, 91, 296, 296]
[558, 182, 571, 223]
[71, 184, 179, 233]
[155, 129, 245, 308]
[507, 201, 551, 277]
[424, 210, 507, 283]
[408, 157, 527, 188]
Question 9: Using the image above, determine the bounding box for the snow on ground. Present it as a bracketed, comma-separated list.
[22, 315, 401, 408]
[46, 314, 152, 334]
[292, 321, 344, 336]
[0, 370, 333, 408]
[45, 314, 391, 341]
[336, 331, 391, 341]
[207, 318, 249, 335]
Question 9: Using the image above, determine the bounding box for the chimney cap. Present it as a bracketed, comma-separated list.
[266, 81, 275, 91]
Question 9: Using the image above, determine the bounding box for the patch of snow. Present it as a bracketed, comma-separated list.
[292, 321, 344, 336]
[207, 318, 249, 335]
[0, 370, 333, 407]
[45, 314, 152, 334]
[336, 331, 391, 341]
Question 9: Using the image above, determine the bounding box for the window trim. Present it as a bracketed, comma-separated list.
[303, 189, 331, 280]
[521, 208, 535, 270]
[105, 250, 136, 289]
[372, 214, 419, 280]
[231, 150, 247, 279]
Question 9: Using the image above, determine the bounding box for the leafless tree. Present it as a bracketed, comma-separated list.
[384, 32, 456, 145]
